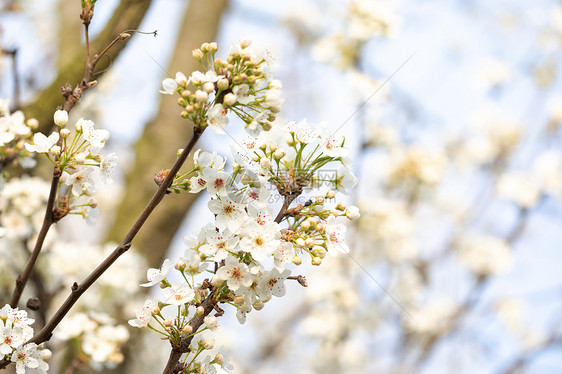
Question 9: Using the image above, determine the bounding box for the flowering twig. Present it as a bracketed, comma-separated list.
[162, 291, 218, 374]
[7, 30, 132, 310]
[30, 126, 205, 346]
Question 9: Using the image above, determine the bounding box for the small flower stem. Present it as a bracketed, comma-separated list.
[28, 126, 205, 347]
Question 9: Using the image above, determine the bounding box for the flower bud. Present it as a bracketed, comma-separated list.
[273, 149, 285, 160]
[163, 319, 172, 327]
[177, 148, 184, 158]
[306, 218, 317, 228]
[217, 78, 229, 91]
[200, 42, 210, 52]
[336, 202, 346, 211]
[292, 256, 302, 265]
[253, 300, 264, 311]
[154, 169, 170, 186]
[311, 257, 322, 266]
[296, 238, 305, 248]
[223, 93, 236, 106]
[196, 306, 205, 315]
[152, 306, 161, 316]
[75, 152, 87, 164]
[211, 276, 222, 287]
[316, 223, 325, 232]
[192, 48, 204, 60]
[182, 325, 193, 334]
[26, 118, 39, 130]
[234, 296, 245, 305]
[269, 79, 283, 90]
[175, 260, 186, 271]
[260, 158, 271, 169]
[345, 206, 360, 220]
[49, 145, 61, 156]
[240, 39, 252, 48]
[305, 238, 315, 248]
[312, 246, 326, 259]
[209, 42, 218, 52]
[60, 128, 71, 138]
[88, 198, 98, 208]
[300, 220, 311, 230]
[326, 190, 336, 199]
[54, 110, 69, 127]
[195, 90, 208, 102]
[215, 353, 224, 365]
[316, 196, 325, 205]
[203, 82, 215, 94]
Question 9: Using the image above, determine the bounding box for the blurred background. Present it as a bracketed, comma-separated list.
[1, 0, 562, 373]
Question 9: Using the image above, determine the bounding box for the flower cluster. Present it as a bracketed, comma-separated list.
[0, 176, 54, 293]
[0, 305, 50, 374]
[24, 110, 117, 224]
[55, 313, 129, 370]
[0, 99, 38, 175]
[130, 40, 359, 374]
[160, 40, 282, 135]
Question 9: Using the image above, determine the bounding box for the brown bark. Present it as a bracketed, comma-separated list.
[23, 0, 152, 133]
[104, 0, 230, 267]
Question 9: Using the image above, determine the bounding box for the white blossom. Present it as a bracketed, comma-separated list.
[140, 259, 172, 287]
[25, 132, 59, 153]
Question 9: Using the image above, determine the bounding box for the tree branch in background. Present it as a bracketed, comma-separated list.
[8, 25, 133, 309]
[23, 0, 152, 134]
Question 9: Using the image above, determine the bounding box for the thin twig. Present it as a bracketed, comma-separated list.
[7, 29, 130, 309]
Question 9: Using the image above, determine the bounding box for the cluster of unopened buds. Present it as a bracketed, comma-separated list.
[130, 40, 360, 373]
[160, 40, 282, 135]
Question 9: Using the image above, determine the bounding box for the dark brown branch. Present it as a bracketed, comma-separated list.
[274, 194, 297, 223]
[162, 291, 218, 374]
[162, 350, 183, 374]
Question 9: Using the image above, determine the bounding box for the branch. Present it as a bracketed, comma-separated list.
[162, 291, 218, 374]
[24, 0, 152, 134]
[25, 126, 204, 348]
[7, 31, 131, 309]
[274, 194, 298, 223]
